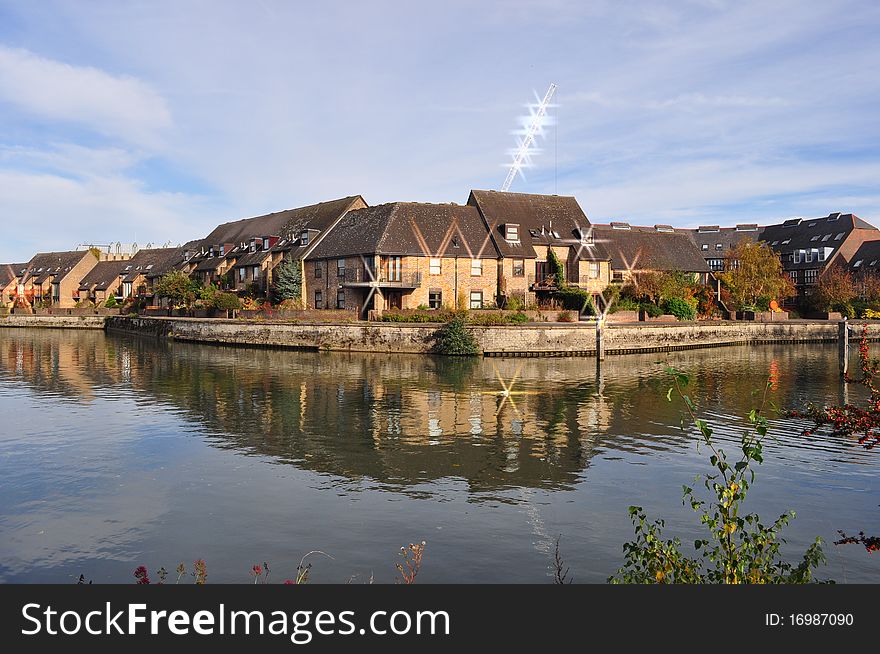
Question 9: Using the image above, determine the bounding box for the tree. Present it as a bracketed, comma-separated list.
[814, 265, 857, 314]
[716, 240, 794, 310]
[273, 257, 302, 303]
[211, 292, 241, 318]
[155, 270, 199, 308]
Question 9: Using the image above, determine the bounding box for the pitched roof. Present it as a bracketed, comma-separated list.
[78, 260, 128, 291]
[759, 212, 877, 270]
[0, 263, 26, 288]
[120, 247, 188, 282]
[847, 240, 880, 272]
[308, 202, 499, 259]
[21, 251, 92, 285]
[199, 196, 366, 248]
[593, 225, 710, 272]
[467, 190, 608, 261]
[678, 225, 764, 258]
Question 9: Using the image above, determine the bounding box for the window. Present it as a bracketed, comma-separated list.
[314, 290, 322, 308]
[613, 271, 624, 282]
[263, 238, 270, 250]
[314, 261, 323, 278]
[336, 291, 345, 309]
[387, 256, 401, 281]
[238, 267, 246, 282]
[429, 289, 442, 309]
[249, 240, 256, 253]
[804, 269, 819, 284]
[471, 259, 482, 276]
[505, 223, 519, 242]
[469, 290, 483, 309]
[589, 261, 600, 279]
[818, 249, 826, 262]
[821, 234, 831, 242]
[871, 260, 878, 267]
[429, 258, 441, 275]
[715, 243, 723, 250]
[805, 250, 813, 263]
[253, 266, 261, 280]
[337, 258, 346, 279]
[810, 235, 820, 242]
[219, 245, 225, 256]
[835, 232, 845, 240]
[771, 241, 779, 246]
[512, 259, 525, 277]
[701, 244, 708, 251]
[788, 270, 798, 282]
[301, 231, 309, 246]
[854, 259, 863, 268]
[793, 251, 801, 263]
[782, 239, 791, 245]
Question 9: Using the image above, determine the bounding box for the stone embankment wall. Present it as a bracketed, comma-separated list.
[102, 316, 880, 356]
[0, 315, 107, 329]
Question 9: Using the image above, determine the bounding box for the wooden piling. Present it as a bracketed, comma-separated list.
[596, 318, 605, 361]
[839, 320, 849, 377]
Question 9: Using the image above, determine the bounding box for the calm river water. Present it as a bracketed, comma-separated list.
[0, 328, 878, 583]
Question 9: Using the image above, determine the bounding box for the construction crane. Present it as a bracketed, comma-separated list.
[501, 83, 557, 192]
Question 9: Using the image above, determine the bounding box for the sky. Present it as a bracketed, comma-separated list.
[1, 0, 879, 262]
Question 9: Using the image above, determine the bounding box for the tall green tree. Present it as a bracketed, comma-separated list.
[716, 240, 794, 310]
[274, 257, 302, 302]
[155, 270, 199, 308]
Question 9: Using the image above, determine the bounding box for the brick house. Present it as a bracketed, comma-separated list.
[231, 196, 367, 298]
[679, 224, 763, 273]
[1, 263, 26, 307]
[77, 260, 129, 305]
[119, 247, 192, 302]
[466, 190, 611, 307]
[17, 251, 99, 308]
[591, 223, 711, 285]
[758, 212, 878, 301]
[305, 202, 499, 317]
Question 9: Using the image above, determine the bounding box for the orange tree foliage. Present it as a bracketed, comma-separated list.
[715, 240, 794, 310]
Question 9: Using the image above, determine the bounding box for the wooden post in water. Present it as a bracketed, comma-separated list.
[839, 320, 849, 377]
[596, 316, 605, 361]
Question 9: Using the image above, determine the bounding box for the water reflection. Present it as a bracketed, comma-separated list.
[0, 328, 877, 583]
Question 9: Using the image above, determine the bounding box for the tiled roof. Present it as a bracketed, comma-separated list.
[308, 202, 499, 259]
[21, 251, 92, 285]
[593, 225, 710, 273]
[0, 263, 26, 288]
[78, 260, 127, 291]
[678, 225, 764, 258]
[121, 248, 187, 282]
[759, 212, 876, 270]
[467, 189, 609, 261]
[847, 240, 880, 272]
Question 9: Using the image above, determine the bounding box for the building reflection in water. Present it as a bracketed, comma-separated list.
[0, 328, 866, 499]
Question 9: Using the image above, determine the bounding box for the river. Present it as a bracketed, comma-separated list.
[0, 328, 877, 583]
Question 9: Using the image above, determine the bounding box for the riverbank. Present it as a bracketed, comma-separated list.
[5, 315, 877, 355]
[95, 315, 880, 356]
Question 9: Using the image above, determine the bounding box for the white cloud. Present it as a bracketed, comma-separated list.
[0, 46, 171, 147]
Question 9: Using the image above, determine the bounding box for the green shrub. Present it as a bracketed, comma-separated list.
[553, 287, 596, 314]
[662, 297, 697, 321]
[557, 310, 576, 322]
[640, 302, 663, 318]
[506, 311, 529, 324]
[505, 294, 525, 311]
[211, 292, 241, 311]
[433, 317, 480, 356]
[104, 296, 118, 308]
[612, 296, 640, 313]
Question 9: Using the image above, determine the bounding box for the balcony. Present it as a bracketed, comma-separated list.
[528, 274, 558, 291]
[342, 268, 422, 288]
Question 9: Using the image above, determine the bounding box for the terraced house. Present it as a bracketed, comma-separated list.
[17, 250, 99, 309]
[77, 260, 128, 305]
[592, 223, 710, 283]
[305, 202, 499, 318]
[680, 224, 763, 272]
[1, 263, 26, 307]
[466, 190, 611, 307]
[758, 212, 878, 300]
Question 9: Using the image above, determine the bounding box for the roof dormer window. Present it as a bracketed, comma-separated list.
[300, 231, 309, 246]
[504, 223, 519, 242]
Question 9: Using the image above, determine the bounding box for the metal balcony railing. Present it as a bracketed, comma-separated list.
[343, 268, 422, 287]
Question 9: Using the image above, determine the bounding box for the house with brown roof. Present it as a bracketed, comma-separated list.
[1, 263, 26, 307]
[229, 196, 367, 297]
[592, 223, 711, 283]
[679, 224, 763, 272]
[17, 251, 99, 308]
[306, 202, 499, 317]
[758, 212, 877, 300]
[77, 260, 129, 305]
[466, 190, 611, 307]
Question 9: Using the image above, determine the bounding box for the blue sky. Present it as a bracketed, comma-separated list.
[1, 0, 880, 262]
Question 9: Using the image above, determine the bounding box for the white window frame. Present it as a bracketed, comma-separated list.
[469, 290, 483, 309]
[471, 259, 482, 276]
[429, 258, 442, 275]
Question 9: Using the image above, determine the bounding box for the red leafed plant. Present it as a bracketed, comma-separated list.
[784, 324, 880, 449]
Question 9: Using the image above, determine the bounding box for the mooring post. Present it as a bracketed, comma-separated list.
[838, 319, 849, 377]
[596, 316, 605, 361]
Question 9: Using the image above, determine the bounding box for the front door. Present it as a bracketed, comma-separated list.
[386, 291, 402, 310]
